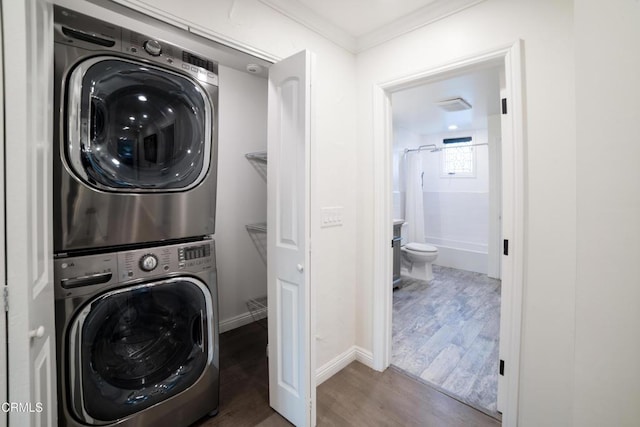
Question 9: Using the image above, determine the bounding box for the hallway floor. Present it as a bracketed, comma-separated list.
[195, 320, 499, 426]
[392, 265, 502, 416]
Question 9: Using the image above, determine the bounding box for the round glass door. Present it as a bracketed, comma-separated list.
[71, 278, 212, 422]
[66, 57, 213, 191]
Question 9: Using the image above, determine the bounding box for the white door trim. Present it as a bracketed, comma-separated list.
[5, 0, 57, 425]
[371, 40, 525, 427]
[0, 3, 6, 424]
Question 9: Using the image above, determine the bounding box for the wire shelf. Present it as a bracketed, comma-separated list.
[245, 151, 267, 163]
[247, 295, 268, 328]
[245, 222, 267, 233]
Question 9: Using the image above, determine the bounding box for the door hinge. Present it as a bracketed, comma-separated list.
[499, 359, 505, 376]
[501, 98, 508, 114]
[503, 239, 509, 256]
[3, 287, 8, 312]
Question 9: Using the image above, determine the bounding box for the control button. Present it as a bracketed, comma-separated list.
[163, 265, 169, 271]
[139, 254, 158, 272]
[191, 66, 197, 72]
[181, 64, 189, 70]
[128, 271, 134, 277]
[143, 40, 162, 56]
[207, 72, 215, 78]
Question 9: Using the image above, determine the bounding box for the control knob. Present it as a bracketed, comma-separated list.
[143, 39, 162, 56]
[139, 254, 158, 272]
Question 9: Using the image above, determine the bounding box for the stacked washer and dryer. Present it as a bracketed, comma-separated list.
[53, 6, 220, 427]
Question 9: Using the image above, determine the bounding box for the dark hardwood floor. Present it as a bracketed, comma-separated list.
[194, 322, 280, 427]
[317, 363, 500, 427]
[194, 322, 500, 427]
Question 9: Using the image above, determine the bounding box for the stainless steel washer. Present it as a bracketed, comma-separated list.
[54, 238, 219, 426]
[53, 6, 219, 253]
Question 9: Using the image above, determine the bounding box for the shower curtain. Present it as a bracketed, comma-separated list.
[404, 152, 425, 244]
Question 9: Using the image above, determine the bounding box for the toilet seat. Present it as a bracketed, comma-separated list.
[405, 242, 438, 253]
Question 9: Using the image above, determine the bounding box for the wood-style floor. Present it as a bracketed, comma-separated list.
[392, 266, 501, 415]
[194, 322, 500, 426]
[193, 322, 277, 427]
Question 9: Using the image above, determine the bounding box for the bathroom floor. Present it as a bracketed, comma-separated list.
[392, 265, 501, 417]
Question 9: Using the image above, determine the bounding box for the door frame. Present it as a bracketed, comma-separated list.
[5, 0, 57, 425]
[0, 2, 6, 423]
[370, 40, 525, 427]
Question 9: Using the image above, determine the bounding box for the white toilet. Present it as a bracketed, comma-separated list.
[401, 242, 439, 281]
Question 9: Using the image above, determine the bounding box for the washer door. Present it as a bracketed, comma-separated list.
[66, 56, 213, 192]
[68, 277, 213, 424]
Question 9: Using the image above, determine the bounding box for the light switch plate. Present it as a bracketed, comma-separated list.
[321, 206, 344, 228]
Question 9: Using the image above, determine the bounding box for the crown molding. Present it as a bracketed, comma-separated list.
[260, 0, 487, 54]
[356, 0, 487, 52]
[259, 0, 358, 53]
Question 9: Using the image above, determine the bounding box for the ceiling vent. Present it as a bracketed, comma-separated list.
[436, 97, 472, 112]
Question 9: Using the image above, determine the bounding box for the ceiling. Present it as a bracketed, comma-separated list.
[259, 0, 487, 52]
[294, 0, 438, 38]
[392, 66, 501, 136]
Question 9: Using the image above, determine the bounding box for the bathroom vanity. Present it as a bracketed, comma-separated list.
[392, 220, 404, 287]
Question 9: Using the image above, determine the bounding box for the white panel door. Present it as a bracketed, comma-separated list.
[267, 50, 313, 427]
[3, 1, 57, 426]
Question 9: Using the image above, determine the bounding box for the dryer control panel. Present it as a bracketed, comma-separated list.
[53, 6, 219, 87]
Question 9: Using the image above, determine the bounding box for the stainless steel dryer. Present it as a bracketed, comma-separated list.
[53, 6, 218, 253]
[55, 238, 219, 427]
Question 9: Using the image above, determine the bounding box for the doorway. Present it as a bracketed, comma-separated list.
[390, 65, 502, 416]
[371, 42, 526, 427]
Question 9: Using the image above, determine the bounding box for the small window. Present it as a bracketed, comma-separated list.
[440, 137, 475, 178]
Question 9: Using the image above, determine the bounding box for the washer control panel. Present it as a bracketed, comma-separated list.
[118, 240, 215, 282]
[55, 239, 215, 293]
[55, 253, 117, 293]
[178, 243, 212, 268]
[143, 39, 162, 56]
[139, 254, 159, 272]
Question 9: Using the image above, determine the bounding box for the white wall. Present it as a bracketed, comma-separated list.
[574, 1, 640, 425]
[119, 0, 359, 370]
[394, 127, 490, 273]
[356, 1, 577, 426]
[215, 65, 268, 332]
[421, 130, 489, 244]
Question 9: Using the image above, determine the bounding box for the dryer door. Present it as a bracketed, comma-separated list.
[67, 277, 214, 424]
[66, 56, 213, 192]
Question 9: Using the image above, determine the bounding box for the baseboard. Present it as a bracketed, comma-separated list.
[316, 346, 357, 385]
[354, 346, 374, 369]
[434, 245, 488, 275]
[219, 310, 265, 333]
[315, 345, 375, 385]
[221, 314, 375, 384]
